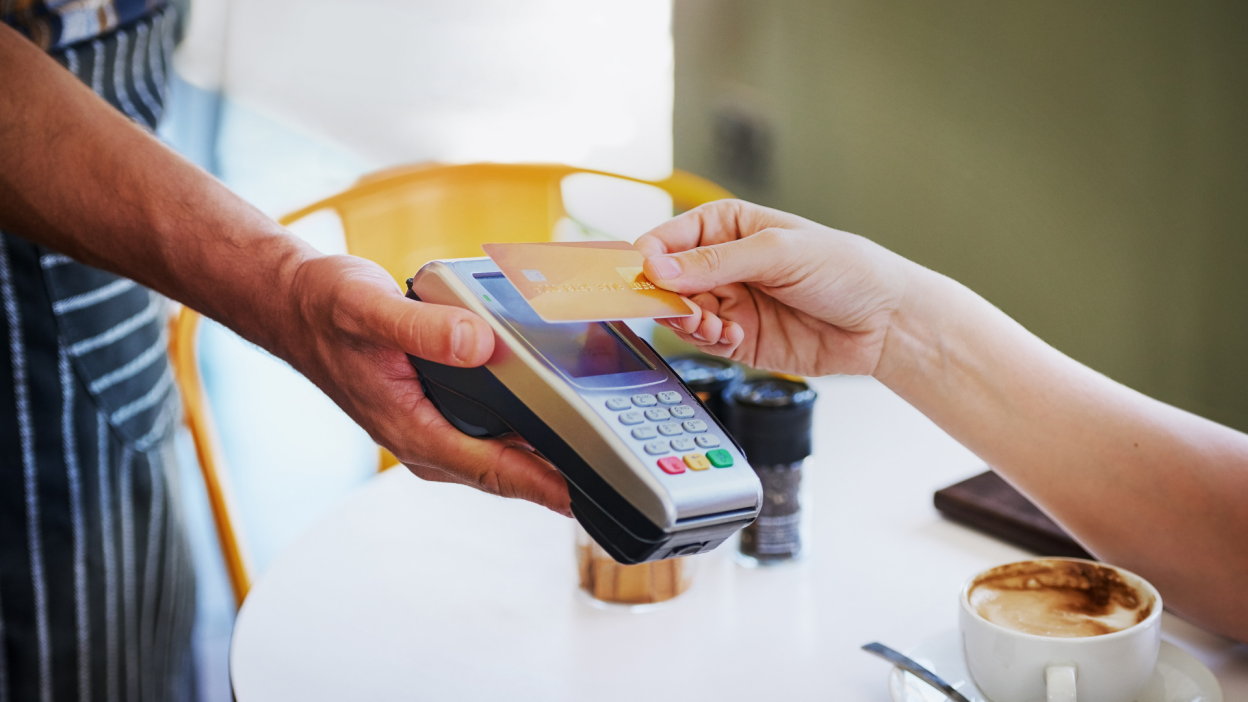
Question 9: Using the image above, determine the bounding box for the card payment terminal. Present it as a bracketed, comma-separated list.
[405, 258, 762, 564]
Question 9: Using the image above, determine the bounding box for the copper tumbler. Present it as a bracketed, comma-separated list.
[575, 525, 693, 607]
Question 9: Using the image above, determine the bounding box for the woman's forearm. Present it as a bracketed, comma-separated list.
[879, 262, 1248, 640]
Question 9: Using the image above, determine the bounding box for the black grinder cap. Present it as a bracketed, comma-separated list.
[726, 378, 817, 465]
[668, 355, 743, 421]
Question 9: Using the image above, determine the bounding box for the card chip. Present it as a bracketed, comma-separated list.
[521, 269, 547, 282]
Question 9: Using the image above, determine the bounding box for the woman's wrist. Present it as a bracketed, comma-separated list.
[872, 262, 956, 396]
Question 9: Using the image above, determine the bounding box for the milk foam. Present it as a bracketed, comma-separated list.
[968, 560, 1152, 638]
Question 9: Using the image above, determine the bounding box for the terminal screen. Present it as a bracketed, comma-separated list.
[477, 274, 651, 378]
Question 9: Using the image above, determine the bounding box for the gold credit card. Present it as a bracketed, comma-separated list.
[482, 241, 695, 322]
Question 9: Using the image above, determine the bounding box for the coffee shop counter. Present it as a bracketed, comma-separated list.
[229, 375, 1248, 700]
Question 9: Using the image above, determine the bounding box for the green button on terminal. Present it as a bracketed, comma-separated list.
[706, 448, 733, 468]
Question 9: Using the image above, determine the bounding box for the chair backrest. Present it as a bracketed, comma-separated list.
[278, 162, 733, 286]
[169, 308, 253, 608]
[172, 162, 732, 607]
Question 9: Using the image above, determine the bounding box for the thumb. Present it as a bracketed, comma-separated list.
[366, 294, 495, 367]
[642, 231, 789, 295]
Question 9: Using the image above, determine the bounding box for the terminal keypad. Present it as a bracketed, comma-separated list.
[604, 388, 736, 476]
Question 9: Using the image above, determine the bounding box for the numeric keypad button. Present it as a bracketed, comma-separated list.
[631, 426, 658, 440]
[670, 437, 695, 452]
[657, 457, 686, 475]
[644, 408, 671, 422]
[669, 405, 695, 419]
[631, 394, 658, 407]
[657, 422, 683, 436]
[657, 391, 682, 405]
[605, 397, 631, 411]
[644, 441, 670, 455]
[682, 453, 711, 471]
[694, 434, 721, 448]
[618, 411, 644, 425]
[682, 419, 708, 433]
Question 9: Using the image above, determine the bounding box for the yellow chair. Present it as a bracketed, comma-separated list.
[170, 162, 733, 607]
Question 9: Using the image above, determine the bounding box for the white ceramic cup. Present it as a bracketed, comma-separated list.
[959, 558, 1162, 702]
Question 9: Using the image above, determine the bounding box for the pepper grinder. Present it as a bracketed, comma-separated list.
[667, 354, 743, 423]
[726, 377, 817, 566]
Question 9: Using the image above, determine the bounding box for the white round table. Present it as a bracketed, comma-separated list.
[230, 376, 1248, 700]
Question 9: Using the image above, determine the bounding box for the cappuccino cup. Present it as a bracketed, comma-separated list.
[959, 558, 1162, 702]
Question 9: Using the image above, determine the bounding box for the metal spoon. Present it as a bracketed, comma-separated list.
[861, 642, 972, 702]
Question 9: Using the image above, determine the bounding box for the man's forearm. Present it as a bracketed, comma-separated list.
[879, 262, 1248, 640]
[0, 24, 316, 357]
[0, 24, 573, 517]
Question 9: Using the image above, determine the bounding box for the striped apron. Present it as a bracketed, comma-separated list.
[0, 6, 198, 702]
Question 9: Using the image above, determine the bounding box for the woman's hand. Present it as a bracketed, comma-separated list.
[637, 200, 911, 378]
[641, 202, 1248, 643]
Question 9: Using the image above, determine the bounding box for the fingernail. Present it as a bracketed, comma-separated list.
[692, 331, 707, 341]
[451, 320, 475, 362]
[648, 255, 681, 281]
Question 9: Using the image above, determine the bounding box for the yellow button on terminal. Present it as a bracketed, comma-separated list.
[682, 453, 710, 471]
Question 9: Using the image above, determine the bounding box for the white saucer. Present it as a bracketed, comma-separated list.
[888, 629, 1222, 702]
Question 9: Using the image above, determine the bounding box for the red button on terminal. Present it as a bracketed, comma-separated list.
[657, 457, 686, 474]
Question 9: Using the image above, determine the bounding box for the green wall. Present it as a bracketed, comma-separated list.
[673, 1, 1248, 431]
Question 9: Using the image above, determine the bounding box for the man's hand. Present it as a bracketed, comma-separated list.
[636, 200, 911, 378]
[283, 254, 572, 516]
[0, 28, 571, 517]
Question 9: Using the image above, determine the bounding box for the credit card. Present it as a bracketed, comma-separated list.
[482, 241, 695, 322]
